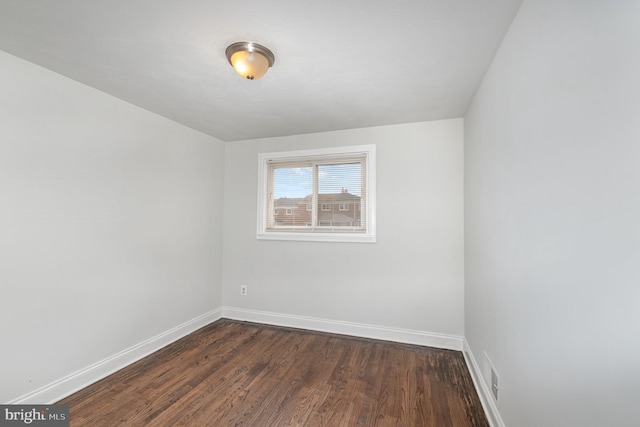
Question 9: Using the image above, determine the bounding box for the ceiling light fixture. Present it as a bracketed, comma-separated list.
[225, 42, 275, 80]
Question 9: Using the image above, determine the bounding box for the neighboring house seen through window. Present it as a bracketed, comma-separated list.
[257, 145, 376, 242]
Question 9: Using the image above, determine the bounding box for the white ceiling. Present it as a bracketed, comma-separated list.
[0, 0, 522, 142]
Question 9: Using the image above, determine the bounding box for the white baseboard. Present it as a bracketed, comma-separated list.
[463, 339, 505, 427]
[9, 307, 465, 407]
[222, 306, 463, 351]
[9, 308, 223, 405]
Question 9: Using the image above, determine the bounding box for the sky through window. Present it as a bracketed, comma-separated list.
[273, 163, 362, 198]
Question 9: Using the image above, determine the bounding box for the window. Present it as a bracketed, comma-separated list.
[257, 145, 376, 242]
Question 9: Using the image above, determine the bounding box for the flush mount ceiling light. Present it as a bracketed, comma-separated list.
[225, 42, 275, 80]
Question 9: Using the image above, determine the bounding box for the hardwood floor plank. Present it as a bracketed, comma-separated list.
[60, 319, 489, 426]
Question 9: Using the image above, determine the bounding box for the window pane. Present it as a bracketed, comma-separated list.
[271, 166, 313, 227]
[317, 163, 363, 228]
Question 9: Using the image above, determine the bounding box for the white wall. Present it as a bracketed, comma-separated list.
[0, 51, 225, 403]
[464, 1, 640, 426]
[222, 120, 464, 336]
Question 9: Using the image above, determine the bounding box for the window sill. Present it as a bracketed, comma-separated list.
[257, 232, 376, 243]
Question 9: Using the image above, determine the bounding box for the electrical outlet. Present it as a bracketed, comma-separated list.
[240, 285, 247, 296]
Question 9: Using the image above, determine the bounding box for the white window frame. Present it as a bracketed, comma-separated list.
[339, 203, 348, 211]
[257, 145, 376, 243]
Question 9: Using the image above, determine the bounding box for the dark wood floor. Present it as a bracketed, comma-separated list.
[59, 319, 488, 426]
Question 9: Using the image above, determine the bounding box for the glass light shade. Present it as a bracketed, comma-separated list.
[226, 42, 275, 81]
[229, 50, 270, 80]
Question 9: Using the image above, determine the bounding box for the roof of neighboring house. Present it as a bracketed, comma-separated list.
[318, 193, 361, 203]
[274, 197, 306, 207]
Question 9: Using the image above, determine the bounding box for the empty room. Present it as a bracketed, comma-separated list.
[1, 1, 638, 426]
